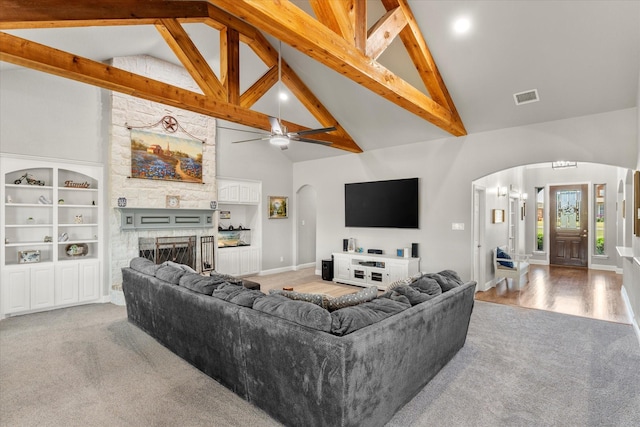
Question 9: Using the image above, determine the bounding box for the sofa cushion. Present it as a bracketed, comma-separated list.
[212, 283, 265, 307]
[386, 272, 422, 291]
[179, 273, 223, 295]
[496, 247, 514, 268]
[253, 294, 332, 332]
[129, 257, 161, 276]
[410, 275, 443, 297]
[155, 265, 186, 284]
[209, 270, 243, 286]
[436, 270, 464, 292]
[326, 286, 378, 312]
[269, 289, 329, 309]
[381, 284, 434, 306]
[162, 260, 197, 274]
[330, 298, 410, 336]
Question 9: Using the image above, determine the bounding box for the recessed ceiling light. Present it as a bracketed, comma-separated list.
[279, 91, 288, 101]
[453, 17, 471, 34]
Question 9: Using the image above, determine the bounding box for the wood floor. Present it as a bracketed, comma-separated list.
[475, 264, 631, 324]
[248, 264, 631, 324]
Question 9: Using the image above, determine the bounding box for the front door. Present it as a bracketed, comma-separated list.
[549, 184, 588, 267]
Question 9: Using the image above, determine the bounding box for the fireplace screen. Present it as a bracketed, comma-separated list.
[139, 236, 196, 270]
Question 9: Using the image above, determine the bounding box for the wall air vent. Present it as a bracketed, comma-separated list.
[513, 89, 539, 105]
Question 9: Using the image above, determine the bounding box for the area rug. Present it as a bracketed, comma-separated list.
[1, 301, 639, 426]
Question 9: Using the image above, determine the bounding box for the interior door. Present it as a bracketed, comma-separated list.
[549, 184, 588, 267]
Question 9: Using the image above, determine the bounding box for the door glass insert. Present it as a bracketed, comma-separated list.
[556, 190, 581, 230]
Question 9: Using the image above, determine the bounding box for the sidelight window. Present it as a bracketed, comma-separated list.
[594, 184, 605, 255]
[535, 187, 544, 251]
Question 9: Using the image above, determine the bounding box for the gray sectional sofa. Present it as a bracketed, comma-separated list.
[122, 257, 476, 427]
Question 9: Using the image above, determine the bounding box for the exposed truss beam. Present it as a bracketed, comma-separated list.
[0, 32, 361, 152]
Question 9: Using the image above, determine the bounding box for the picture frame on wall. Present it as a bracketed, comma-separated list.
[492, 209, 505, 223]
[268, 196, 288, 219]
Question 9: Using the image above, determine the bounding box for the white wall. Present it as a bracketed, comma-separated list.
[294, 108, 638, 281]
[216, 127, 294, 271]
[0, 69, 104, 163]
[296, 185, 317, 265]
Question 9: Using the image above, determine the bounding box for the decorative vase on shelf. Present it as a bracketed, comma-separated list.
[347, 238, 356, 253]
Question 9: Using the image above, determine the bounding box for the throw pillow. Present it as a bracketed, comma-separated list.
[253, 294, 332, 332]
[162, 260, 197, 274]
[410, 275, 443, 297]
[330, 298, 410, 336]
[326, 286, 378, 312]
[496, 247, 514, 268]
[386, 272, 423, 291]
[269, 289, 330, 309]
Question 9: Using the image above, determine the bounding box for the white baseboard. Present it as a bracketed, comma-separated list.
[622, 286, 640, 348]
[477, 278, 500, 292]
[528, 259, 549, 265]
[257, 266, 295, 276]
[589, 264, 619, 272]
[295, 262, 315, 270]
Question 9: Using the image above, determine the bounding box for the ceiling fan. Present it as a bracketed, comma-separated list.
[220, 41, 336, 150]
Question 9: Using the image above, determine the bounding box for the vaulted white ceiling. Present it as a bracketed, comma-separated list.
[2, 1, 639, 162]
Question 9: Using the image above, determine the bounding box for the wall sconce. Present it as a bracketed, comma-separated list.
[497, 187, 508, 197]
[521, 192, 528, 200]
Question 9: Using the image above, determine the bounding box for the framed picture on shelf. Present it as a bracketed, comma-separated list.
[268, 196, 288, 219]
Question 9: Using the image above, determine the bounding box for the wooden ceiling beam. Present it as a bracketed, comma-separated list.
[0, 32, 361, 152]
[380, 0, 464, 130]
[155, 18, 225, 99]
[240, 66, 278, 109]
[309, 0, 366, 52]
[0, 0, 210, 29]
[220, 27, 240, 104]
[208, 0, 466, 137]
[366, 7, 407, 60]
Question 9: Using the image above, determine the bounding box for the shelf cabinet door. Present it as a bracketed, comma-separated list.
[79, 260, 100, 302]
[334, 256, 350, 280]
[2, 267, 31, 314]
[30, 264, 55, 309]
[55, 263, 79, 305]
[239, 247, 260, 275]
[387, 262, 408, 284]
[217, 249, 240, 276]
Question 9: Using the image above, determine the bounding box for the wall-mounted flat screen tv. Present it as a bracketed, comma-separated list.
[345, 178, 419, 228]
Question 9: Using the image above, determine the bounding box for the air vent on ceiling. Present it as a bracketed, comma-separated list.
[513, 89, 539, 106]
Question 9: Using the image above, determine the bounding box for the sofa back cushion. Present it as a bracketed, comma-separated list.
[155, 265, 186, 284]
[211, 283, 264, 307]
[253, 294, 332, 332]
[381, 285, 435, 305]
[330, 298, 410, 336]
[179, 273, 224, 295]
[129, 257, 161, 276]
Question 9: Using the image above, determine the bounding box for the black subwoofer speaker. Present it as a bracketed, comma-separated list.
[343, 239, 349, 251]
[412, 243, 419, 258]
[322, 259, 334, 281]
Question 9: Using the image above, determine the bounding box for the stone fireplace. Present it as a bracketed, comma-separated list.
[107, 55, 217, 304]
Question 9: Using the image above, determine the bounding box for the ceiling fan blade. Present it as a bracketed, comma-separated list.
[268, 116, 284, 135]
[291, 126, 336, 137]
[217, 125, 270, 136]
[292, 137, 332, 146]
[232, 137, 270, 144]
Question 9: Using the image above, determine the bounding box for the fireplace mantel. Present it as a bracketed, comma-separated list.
[117, 208, 214, 231]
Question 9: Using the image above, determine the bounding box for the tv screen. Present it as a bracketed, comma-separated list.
[345, 178, 419, 228]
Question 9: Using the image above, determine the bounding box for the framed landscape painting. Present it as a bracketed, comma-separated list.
[130, 129, 203, 183]
[269, 196, 288, 219]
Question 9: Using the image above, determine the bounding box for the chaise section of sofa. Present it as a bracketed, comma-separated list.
[122, 257, 476, 427]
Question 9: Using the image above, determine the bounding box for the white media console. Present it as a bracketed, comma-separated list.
[332, 252, 420, 291]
